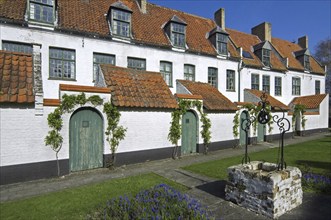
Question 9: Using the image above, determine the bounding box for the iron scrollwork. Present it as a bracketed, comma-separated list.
[240, 92, 290, 170]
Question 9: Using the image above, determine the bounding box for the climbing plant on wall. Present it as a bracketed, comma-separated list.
[45, 93, 126, 175]
[292, 104, 307, 133]
[168, 99, 211, 158]
[232, 103, 273, 139]
[103, 102, 127, 168]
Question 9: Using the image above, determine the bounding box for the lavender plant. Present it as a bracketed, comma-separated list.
[302, 173, 331, 194]
[87, 184, 214, 220]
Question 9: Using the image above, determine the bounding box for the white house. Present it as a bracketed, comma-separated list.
[0, 0, 328, 184]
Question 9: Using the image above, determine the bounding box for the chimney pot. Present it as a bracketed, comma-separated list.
[214, 8, 225, 29]
[298, 36, 308, 49]
[251, 22, 272, 42]
[137, 0, 147, 14]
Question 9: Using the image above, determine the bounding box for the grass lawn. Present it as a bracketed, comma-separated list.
[0, 173, 187, 220]
[183, 137, 331, 180]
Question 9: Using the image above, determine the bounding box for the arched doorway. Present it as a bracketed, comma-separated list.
[181, 111, 197, 155]
[69, 108, 103, 171]
[239, 111, 249, 146]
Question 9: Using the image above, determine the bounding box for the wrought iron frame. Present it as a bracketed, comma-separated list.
[241, 92, 290, 170]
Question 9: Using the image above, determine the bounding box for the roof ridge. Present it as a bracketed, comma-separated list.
[148, 2, 215, 24]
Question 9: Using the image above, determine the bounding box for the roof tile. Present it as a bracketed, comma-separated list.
[244, 89, 290, 110]
[101, 64, 178, 109]
[0, 50, 34, 103]
[177, 80, 238, 111]
[290, 94, 327, 109]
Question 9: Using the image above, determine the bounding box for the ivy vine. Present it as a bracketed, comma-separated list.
[232, 103, 273, 140]
[45, 93, 125, 175]
[292, 104, 307, 132]
[168, 99, 211, 158]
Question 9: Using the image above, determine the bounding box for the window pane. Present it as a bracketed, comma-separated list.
[160, 62, 172, 86]
[49, 48, 75, 79]
[262, 49, 271, 67]
[128, 57, 146, 70]
[30, 1, 54, 23]
[275, 77, 282, 96]
[292, 78, 301, 95]
[2, 41, 33, 54]
[226, 70, 235, 91]
[251, 74, 259, 90]
[208, 68, 218, 88]
[184, 65, 195, 81]
[315, 80, 320, 94]
[93, 53, 115, 81]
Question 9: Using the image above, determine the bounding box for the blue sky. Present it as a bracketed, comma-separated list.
[149, 0, 331, 54]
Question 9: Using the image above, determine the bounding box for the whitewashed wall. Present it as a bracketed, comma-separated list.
[208, 112, 237, 142]
[0, 24, 238, 100]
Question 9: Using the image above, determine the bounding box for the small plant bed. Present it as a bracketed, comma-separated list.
[0, 173, 188, 220]
[183, 137, 331, 194]
[87, 183, 213, 220]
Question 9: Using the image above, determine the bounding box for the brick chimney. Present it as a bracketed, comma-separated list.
[214, 8, 225, 29]
[251, 22, 272, 42]
[298, 36, 308, 49]
[137, 0, 147, 14]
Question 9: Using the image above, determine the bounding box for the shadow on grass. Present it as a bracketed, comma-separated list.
[296, 160, 331, 173]
[196, 180, 229, 199]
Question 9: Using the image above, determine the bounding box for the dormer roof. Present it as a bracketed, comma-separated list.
[110, 1, 133, 12]
[169, 15, 186, 25]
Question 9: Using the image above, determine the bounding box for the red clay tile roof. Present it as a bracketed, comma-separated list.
[100, 64, 178, 109]
[0, 0, 324, 74]
[245, 89, 289, 110]
[177, 80, 238, 111]
[59, 84, 111, 93]
[175, 94, 203, 100]
[290, 94, 327, 109]
[0, 50, 34, 103]
[271, 37, 324, 75]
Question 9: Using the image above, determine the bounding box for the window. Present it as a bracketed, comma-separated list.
[226, 70, 235, 91]
[262, 75, 270, 94]
[171, 23, 186, 48]
[127, 57, 146, 70]
[93, 53, 115, 81]
[29, 0, 54, 24]
[251, 74, 259, 90]
[184, 64, 195, 81]
[292, 77, 301, 95]
[49, 48, 75, 80]
[304, 55, 310, 70]
[160, 61, 172, 86]
[208, 67, 218, 88]
[275, 77, 282, 96]
[111, 9, 131, 37]
[216, 33, 228, 55]
[315, 80, 320, 94]
[2, 41, 33, 54]
[262, 49, 271, 67]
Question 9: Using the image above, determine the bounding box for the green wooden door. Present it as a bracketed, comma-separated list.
[257, 123, 265, 142]
[181, 111, 197, 155]
[239, 111, 248, 146]
[70, 108, 103, 171]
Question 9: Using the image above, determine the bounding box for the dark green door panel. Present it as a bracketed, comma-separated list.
[257, 123, 265, 142]
[69, 108, 103, 171]
[181, 111, 197, 155]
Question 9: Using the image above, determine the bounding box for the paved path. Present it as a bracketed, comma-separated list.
[1, 132, 330, 220]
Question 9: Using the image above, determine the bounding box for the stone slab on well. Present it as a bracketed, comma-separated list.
[225, 161, 303, 219]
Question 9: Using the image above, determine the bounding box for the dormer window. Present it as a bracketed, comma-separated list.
[208, 26, 229, 56]
[171, 23, 186, 48]
[304, 55, 310, 70]
[111, 10, 131, 37]
[216, 33, 228, 55]
[262, 49, 271, 67]
[29, 0, 55, 24]
[109, 1, 132, 38]
[253, 41, 272, 68]
[164, 15, 187, 49]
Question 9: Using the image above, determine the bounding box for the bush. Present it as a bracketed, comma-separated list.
[302, 173, 331, 194]
[87, 183, 213, 220]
